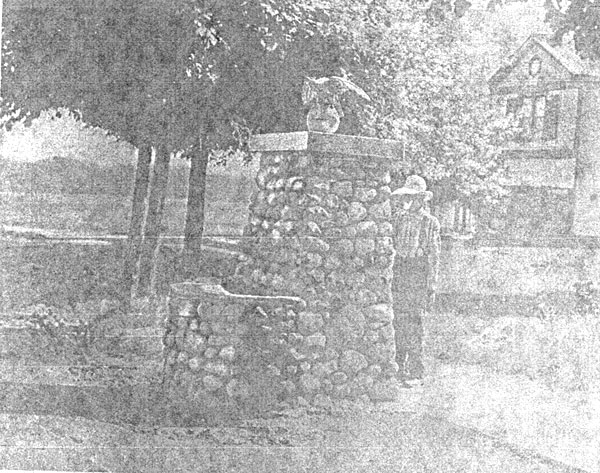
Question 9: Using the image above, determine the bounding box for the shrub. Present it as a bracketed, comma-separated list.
[430, 282, 600, 392]
[21, 300, 126, 362]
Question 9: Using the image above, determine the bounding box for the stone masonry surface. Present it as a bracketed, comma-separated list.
[227, 133, 403, 402]
[163, 281, 306, 404]
[163, 133, 403, 406]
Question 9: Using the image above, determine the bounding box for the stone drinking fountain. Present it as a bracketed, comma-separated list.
[163, 78, 404, 406]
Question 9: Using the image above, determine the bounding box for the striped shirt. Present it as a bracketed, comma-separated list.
[392, 209, 441, 292]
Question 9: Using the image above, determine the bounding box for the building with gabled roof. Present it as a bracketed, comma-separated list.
[486, 34, 600, 240]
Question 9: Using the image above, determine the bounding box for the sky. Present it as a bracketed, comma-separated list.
[0, 109, 137, 166]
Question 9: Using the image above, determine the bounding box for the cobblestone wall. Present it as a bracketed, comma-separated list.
[163, 133, 403, 405]
[163, 281, 306, 404]
[226, 132, 403, 402]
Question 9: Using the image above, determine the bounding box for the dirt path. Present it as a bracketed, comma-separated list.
[0, 403, 583, 473]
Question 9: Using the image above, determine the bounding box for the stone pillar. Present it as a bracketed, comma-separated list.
[228, 131, 403, 402]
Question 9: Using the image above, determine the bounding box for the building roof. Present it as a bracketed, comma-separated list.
[488, 35, 600, 86]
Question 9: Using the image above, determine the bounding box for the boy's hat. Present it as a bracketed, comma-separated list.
[391, 175, 432, 201]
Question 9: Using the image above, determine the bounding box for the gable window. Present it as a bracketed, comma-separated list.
[505, 92, 560, 143]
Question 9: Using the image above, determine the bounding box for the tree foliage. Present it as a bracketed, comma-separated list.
[2, 0, 519, 235]
[545, 0, 600, 60]
[2, 0, 332, 150]
[318, 0, 514, 206]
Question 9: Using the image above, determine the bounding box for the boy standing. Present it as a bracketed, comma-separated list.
[391, 175, 441, 385]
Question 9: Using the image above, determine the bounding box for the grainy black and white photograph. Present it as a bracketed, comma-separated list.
[0, 0, 599, 471]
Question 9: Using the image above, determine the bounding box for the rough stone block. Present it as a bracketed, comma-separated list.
[198, 322, 212, 336]
[364, 304, 394, 323]
[184, 334, 206, 354]
[177, 352, 188, 364]
[306, 176, 331, 192]
[199, 302, 224, 320]
[341, 305, 366, 325]
[334, 211, 350, 226]
[208, 335, 229, 346]
[355, 289, 379, 306]
[323, 255, 342, 270]
[300, 373, 321, 393]
[331, 180, 353, 197]
[382, 361, 400, 376]
[331, 371, 348, 385]
[379, 326, 395, 342]
[305, 333, 327, 347]
[325, 316, 363, 349]
[377, 221, 394, 236]
[163, 333, 175, 349]
[300, 236, 331, 253]
[308, 269, 325, 284]
[219, 346, 236, 362]
[203, 375, 224, 392]
[355, 372, 374, 389]
[204, 347, 218, 359]
[366, 364, 383, 378]
[357, 220, 378, 236]
[178, 301, 197, 318]
[323, 348, 340, 361]
[340, 349, 368, 374]
[354, 187, 378, 202]
[324, 194, 339, 209]
[225, 379, 239, 397]
[223, 303, 245, 318]
[355, 238, 375, 256]
[348, 202, 368, 221]
[377, 185, 392, 201]
[312, 393, 332, 408]
[331, 239, 354, 256]
[312, 360, 338, 378]
[204, 362, 230, 377]
[211, 322, 230, 335]
[305, 252, 323, 268]
[234, 324, 249, 336]
[366, 342, 396, 364]
[281, 380, 296, 395]
[369, 201, 392, 219]
[332, 383, 351, 399]
[364, 330, 380, 343]
[298, 312, 324, 335]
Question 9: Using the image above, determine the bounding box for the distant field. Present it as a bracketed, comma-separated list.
[0, 161, 255, 237]
[0, 192, 250, 237]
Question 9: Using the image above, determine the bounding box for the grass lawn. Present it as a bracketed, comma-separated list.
[0, 192, 248, 237]
[424, 308, 600, 393]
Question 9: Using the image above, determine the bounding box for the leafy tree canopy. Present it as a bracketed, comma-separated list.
[544, 0, 600, 60]
[318, 0, 515, 205]
[2, 0, 517, 207]
[2, 0, 330, 151]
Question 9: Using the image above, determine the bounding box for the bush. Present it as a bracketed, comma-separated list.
[428, 282, 600, 392]
[20, 300, 126, 363]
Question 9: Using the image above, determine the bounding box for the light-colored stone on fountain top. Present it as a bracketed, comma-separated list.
[249, 131, 403, 159]
[170, 281, 306, 309]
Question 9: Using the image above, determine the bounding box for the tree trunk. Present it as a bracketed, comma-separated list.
[181, 137, 210, 280]
[136, 144, 171, 296]
[121, 143, 153, 310]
